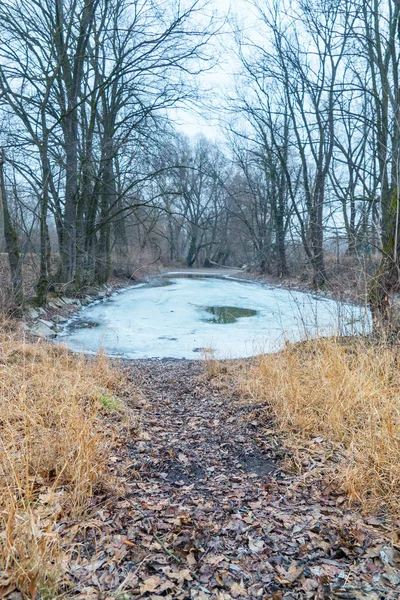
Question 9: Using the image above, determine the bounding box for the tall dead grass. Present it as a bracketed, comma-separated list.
[242, 338, 400, 514]
[0, 322, 124, 597]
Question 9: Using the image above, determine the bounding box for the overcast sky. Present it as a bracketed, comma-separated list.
[173, 0, 248, 140]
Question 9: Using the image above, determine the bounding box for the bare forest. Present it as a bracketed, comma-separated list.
[0, 0, 399, 325]
[3, 2, 400, 598]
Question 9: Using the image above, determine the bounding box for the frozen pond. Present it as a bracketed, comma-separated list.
[56, 276, 370, 359]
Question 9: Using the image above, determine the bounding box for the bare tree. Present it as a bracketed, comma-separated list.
[0, 0, 217, 296]
[0, 150, 23, 306]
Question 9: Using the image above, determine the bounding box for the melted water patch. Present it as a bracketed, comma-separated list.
[204, 305, 257, 324]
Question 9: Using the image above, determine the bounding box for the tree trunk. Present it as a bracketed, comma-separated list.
[369, 187, 400, 327]
[0, 150, 23, 307]
[35, 148, 51, 304]
[186, 233, 198, 267]
[310, 185, 327, 288]
[95, 145, 115, 284]
[275, 215, 288, 277]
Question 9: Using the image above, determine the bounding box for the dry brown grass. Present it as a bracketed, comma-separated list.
[241, 338, 400, 515]
[0, 321, 126, 597]
[201, 348, 226, 379]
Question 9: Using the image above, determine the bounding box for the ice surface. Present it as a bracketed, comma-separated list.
[56, 277, 371, 359]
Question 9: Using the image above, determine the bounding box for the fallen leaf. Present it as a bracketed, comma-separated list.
[276, 562, 303, 584]
[38, 491, 57, 504]
[248, 537, 264, 553]
[167, 569, 193, 584]
[230, 582, 246, 597]
[139, 575, 163, 593]
[121, 537, 135, 547]
[205, 553, 226, 566]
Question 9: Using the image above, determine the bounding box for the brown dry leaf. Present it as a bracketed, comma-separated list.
[149, 501, 169, 511]
[216, 571, 232, 588]
[75, 586, 101, 599]
[167, 569, 193, 584]
[192, 591, 210, 600]
[139, 575, 164, 593]
[38, 491, 57, 504]
[248, 536, 264, 553]
[230, 582, 247, 598]
[365, 544, 386, 560]
[157, 580, 176, 594]
[276, 562, 303, 584]
[205, 553, 226, 565]
[121, 536, 135, 547]
[384, 565, 400, 586]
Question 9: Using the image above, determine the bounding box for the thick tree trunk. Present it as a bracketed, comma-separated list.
[95, 143, 115, 284]
[59, 119, 79, 285]
[36, 194, 49, 305]
[54, 0, 98, 287]
[113, 211, 128, 257]
[310, 187, 327, 288]
[0, 150, 23, 307]
[311, 242, 327, 289]
[35, 149, 51, 304]
[369, 187, 400, 327]
[95, 224, 111, 284]
[186, 233, 198, 267]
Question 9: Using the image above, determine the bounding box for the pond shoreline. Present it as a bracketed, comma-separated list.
[21, 267, 370, 356]
[18, 266, 346, 339]
[234, 269, 369, 307]
[20, 268, 247, 340]
[20, 274, 145, 339]
[55, 274, 370, 360]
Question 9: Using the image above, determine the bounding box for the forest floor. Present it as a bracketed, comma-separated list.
[67, 359, 400, 600]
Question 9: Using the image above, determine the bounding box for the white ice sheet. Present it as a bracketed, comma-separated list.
[56, 277, 371, 359]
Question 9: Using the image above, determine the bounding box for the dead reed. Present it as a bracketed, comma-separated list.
[241, 337, 400, 515]
[0, 322, 124, 597]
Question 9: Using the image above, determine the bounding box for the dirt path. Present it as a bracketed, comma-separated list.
[70, 361, 399, 599]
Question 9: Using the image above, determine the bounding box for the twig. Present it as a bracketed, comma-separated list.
[115, 553, 152, 595]
[152, 531, 184, 565]
[135, 506, 208, 589]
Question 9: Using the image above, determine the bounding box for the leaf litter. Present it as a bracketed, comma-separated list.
[60, 360, 399, 599]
